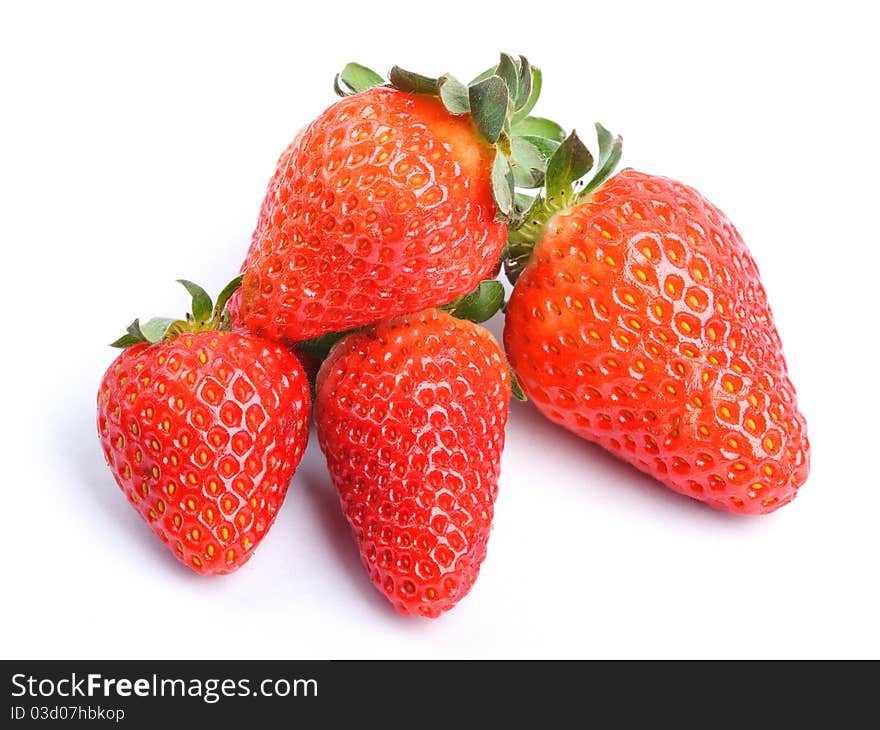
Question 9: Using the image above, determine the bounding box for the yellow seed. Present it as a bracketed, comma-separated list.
[763, 437, 775, 451]
[157, 500, 165, 513]
[635, 269, 647, 282]
[720, 406, 731, 418]
[665, 385, 676, 395]
[192, 556, 202, 567]
[220, 527, 230, 540]
[687, 295, 699, 308]
[623, 293, 635, 305]
[601, 230, 612, 240]
[604, 255, 615, 266]
[751, 482, 764, 491]
[151, 466, 159, 478]
[699, 426, 710, 436]
[693, 396, 703, 407]
[191, 528, 200, 540]
[746, 418, 757, 431]
[207, 545, 215, 557]
[723, 380, 734, 392]
[198, 352, 207, 364]
[186, 498, 196, 510]
[573, 299, 584, 310]
[762, 465, 773, 476]
[173, 514, 182, 528]
[679, 320, 692, 334]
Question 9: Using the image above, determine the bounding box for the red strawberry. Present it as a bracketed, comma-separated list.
[503, 128, 809, 514]
[238, 56, 562, 343]
[314, 308, 511, 616]
[97, 278, 310, 574]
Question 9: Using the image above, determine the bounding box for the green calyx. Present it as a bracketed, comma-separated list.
[334, 53, 567, 223]
[504, 123, 623, 284]
[110, 276, 243, 348]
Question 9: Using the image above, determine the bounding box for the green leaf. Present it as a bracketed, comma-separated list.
[469, 75, 508, 144]
[438, 74, 470, 114]
[511, 115, 564, 142]
[509, 367, 527, 401]
[110, 333, 143, 348]
[515, 56, 532, 110]
[491, 151, 515, 220]
[511, 66, 542, 124]
[509, 136, 547, 188]
[388, 66, 439, 95]
[444, 280, 505, 323]
[213, 274, 244, 319]
[177, 280, 213, 324]
[111, 318, 147, 348]
[126, 318, 146, 341]
[518, 134, 560, 157]
[298, 329, 351, 362]
[334, 62, 385, 96]
[512, 191, 544, 229]
[140, 317, 176, 343]
[545, 130, 594, 198]
[496, 53, 520, 102]
[582, 122, 623, 195]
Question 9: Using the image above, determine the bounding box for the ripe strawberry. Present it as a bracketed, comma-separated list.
[238, 56, 565, 343]
[97, 278, 310, 574]
[503, 128, 810, 514]
[314, 308, 511, 617]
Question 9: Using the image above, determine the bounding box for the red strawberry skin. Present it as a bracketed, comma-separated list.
[240, 87, 506, 343]
[97, 331, 310, 574]
[315, 309, 510, 617]
[504, 170, 809, 514]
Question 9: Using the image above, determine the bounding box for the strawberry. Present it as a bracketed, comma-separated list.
[503, 128, 810, 514]
[314, 307, 511, 616]
[238, 55, 566, 343]
[97, 278, 310, 574]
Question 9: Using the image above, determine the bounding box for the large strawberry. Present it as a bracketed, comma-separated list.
[314, 306, 511, 617]
[238, 55, 567, 343]
[503, 128, 810, 514]
[97, 278, 310, 574]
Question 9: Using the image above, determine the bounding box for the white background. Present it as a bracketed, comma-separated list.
[2, 1, 877, 659]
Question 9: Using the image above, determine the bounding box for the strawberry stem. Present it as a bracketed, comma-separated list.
[332, 54, 566, 223]
[109, 276, 243, 348]
[503, 124, 623, 283]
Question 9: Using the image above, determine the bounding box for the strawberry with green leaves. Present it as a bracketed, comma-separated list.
[503, 129, 810, 514]
[97, 279, 310, 574]
[238, 54, 567, 344]
[314, 301, 511, 617]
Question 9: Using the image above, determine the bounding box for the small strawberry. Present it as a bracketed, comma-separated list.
[314, 306, 511, 616]
[503, 128, 810, 514]
[97, 278, 310, 574]
[238, 55, 567, 343]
